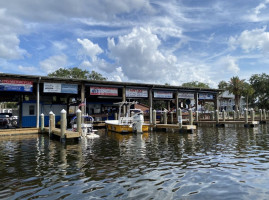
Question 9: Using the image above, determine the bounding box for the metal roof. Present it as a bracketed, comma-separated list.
[0, 73, 223, 93]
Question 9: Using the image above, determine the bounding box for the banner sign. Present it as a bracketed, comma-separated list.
[0, 79, 33, 92]
[178, 92, 194, 99]
[126, 88, 148, 98]
[90, 87, 118, 96]
[199, 93, 213, 100]
[44, 83, 78, 94]
[154, 91, 173, 98]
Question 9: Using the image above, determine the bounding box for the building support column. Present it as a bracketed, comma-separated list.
[149, 88, 153, 125]
[81, 83, 85, 115]
[122, 86, 126, 116]
[36, 77, 40, 128]
[214, 93, 219, 111]
[175, 91, 179, 124]
[195, 92, 198, 112]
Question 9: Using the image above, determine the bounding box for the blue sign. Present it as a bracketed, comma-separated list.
[61, 84, 78, 94]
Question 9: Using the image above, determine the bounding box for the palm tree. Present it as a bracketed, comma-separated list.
[242, 82, 255, 110]
[226, 76, 245, 111]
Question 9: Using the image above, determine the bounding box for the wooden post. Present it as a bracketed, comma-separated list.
[60, 109, 67, 142]
[153, 110, 156, 125]
[259, 109, 263, 121]
[163, 110, 167, 124]
[40, 113, 44, 132]
[250, 108, 255, 122]
[237, 110, 240, 120]
[76, 109, 82, 134]
[233, 110, 236, 121]
[222, 110, 226, 122]
[244, 108, 248, 125]
[178, 108, 182, 128]
[52, 113, 55, 130]
[189, 109, 193, 125]
[49, 111, 54, 135]
[215, 110, 219, 124]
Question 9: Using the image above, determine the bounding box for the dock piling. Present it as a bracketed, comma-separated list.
[60, 109, 67, 143]
[178, 108, 182, 128]
[153, 110, 156, 125]
[41, 113, 44, 132]
[49, 111, 54, 137]
[76, 109, 82, 135]
[222, 110, 226, 122]
[189, 109, 193, 125]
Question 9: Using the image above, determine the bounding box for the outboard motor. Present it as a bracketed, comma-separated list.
[132, 112, 144, 133]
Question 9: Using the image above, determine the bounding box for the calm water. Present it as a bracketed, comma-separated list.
[1, 125, 269, 200]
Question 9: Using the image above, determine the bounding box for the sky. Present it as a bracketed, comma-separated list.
[1, 0, 269, 88]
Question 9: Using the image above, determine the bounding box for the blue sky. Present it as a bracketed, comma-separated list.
[1, 0, 269, 88]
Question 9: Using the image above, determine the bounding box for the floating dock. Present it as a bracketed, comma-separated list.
[153, 124, 196, 133]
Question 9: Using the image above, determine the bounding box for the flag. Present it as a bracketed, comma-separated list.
[78, 102, 86, 107]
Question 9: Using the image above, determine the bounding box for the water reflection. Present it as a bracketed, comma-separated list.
[0, 126, 269, 199]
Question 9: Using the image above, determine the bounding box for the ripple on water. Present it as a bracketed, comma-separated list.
[1, 128, 269, 199]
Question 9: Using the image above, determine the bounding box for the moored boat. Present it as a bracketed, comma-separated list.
[105, 102, 149, 133]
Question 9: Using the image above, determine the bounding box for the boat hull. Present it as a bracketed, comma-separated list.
[106, 123, 149, 133]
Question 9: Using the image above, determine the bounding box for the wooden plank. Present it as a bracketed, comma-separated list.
[156, 124, 196, 130]
[0, 128, 39, 136]
[43, 127, 80, 139]
[196, 121, 259, 124]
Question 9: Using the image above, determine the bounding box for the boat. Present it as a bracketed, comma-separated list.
[70, 115, 100, 139]
[105, 102, 149, 133]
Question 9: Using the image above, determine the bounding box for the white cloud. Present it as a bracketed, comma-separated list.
[246, 0, 269, 22]
[39, 54, 68, 74]
[0, 0, 151, 22]
[52, 41, 67, 51]
[18, 65, 40, 74]
[107, 27, 216, 86]
[77, 38, 103, 62]
[0, 9, 27, 60]
[215, 56, 240, 74]
[229, 27, 269, 53]
[108, 27, 176, 81]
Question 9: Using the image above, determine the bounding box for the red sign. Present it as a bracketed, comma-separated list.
[90, 87, 118, 96]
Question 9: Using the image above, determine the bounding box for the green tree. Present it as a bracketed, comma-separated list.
[88, 71, 107, 81]
[226, 76, 245, 111]
[48, 67, 107, 81]
[182, 81, 210, 88]
[249, 73, 269, 109]
[242, 82, 255, 110]
[218, 81, 228, 90]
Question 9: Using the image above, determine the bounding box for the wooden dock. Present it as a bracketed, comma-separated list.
[43, 127, 81, 139]
[195, 120, 259, 127]
[153, 124, 196, 133]
[0, 128, 39, 136]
